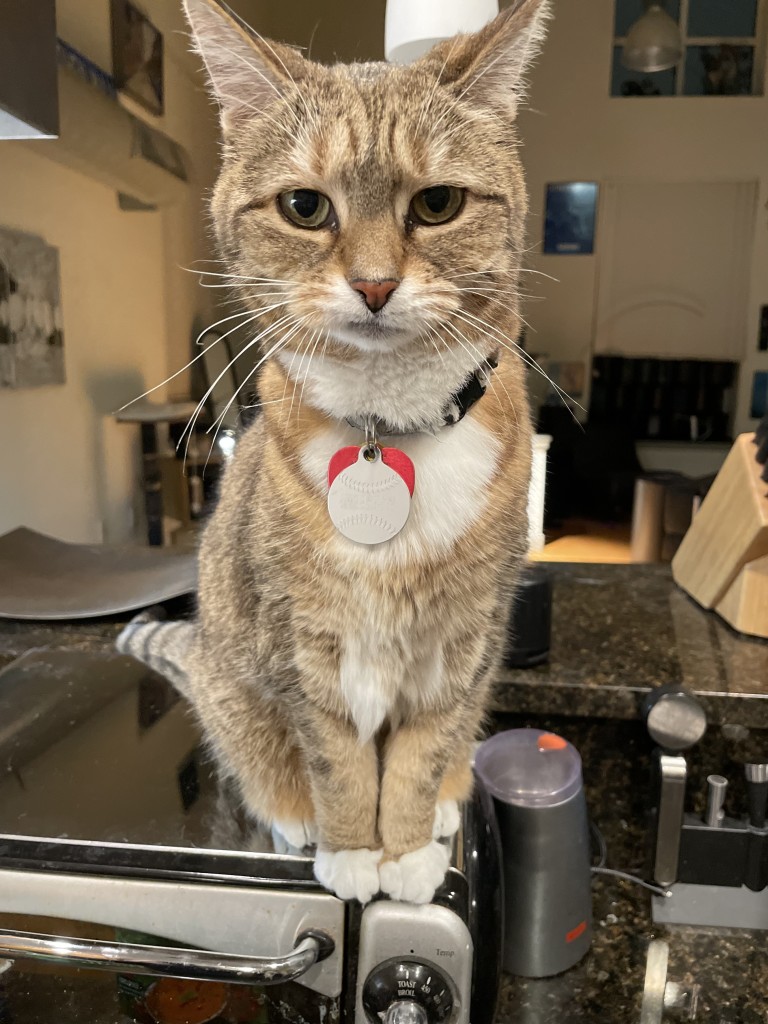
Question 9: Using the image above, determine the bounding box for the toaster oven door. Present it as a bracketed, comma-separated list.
[0, 649, 345, 1022]
[0, 866, 345, 1024]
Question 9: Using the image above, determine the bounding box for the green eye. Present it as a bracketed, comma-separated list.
[278, 189, 334, 229]
[410, 185, 464, 226]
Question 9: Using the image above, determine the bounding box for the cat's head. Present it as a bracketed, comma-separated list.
[184, 0, 549, 363]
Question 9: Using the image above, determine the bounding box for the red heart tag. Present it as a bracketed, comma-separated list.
[381, 447, 415, 496]
[328, 446, 415, 496]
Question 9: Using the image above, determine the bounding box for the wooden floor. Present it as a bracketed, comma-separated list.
[532, 518, 633, 564]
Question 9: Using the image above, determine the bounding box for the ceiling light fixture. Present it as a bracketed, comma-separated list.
[622, 1, 683, 73]
[385, 0, 499, 64]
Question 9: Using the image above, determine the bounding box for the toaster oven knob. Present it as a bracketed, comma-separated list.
[362, 960, 454, 1024]
[384, 1000, 428, 1024]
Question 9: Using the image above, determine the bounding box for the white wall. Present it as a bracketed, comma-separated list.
[0, 0, 220, 544]
[517, 0, 768, 436]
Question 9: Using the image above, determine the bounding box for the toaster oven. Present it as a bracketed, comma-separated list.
[0, 648, 502, 1024]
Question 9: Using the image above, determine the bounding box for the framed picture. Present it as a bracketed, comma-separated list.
[111, 0, 164, 116]
[751, 371, 768, 420]
[543, 182, 599, 255]
[0, 227, 65, 389]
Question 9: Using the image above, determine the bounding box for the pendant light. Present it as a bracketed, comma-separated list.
[622, 1, 683, 73]
[385, 0, 499, 64]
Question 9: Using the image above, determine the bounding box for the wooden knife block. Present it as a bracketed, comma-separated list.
[672, 433, 768, 638]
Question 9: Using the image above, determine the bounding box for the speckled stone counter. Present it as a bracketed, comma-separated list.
[494, 564, 768, 729]
[1, 577, 767, 1020]
[0, 617, 126, 666]
[3, 564, 767, 730]
[493, 713, 768, 1023]
[0, 593, 193, 667]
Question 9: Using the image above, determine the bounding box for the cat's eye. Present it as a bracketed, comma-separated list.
[410, 185, 465, 226]
[278, 189, 334, 229]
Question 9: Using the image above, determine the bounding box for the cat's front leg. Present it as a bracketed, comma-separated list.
[300, 712, 383, 904]
[432, 744, 474, 839]
[378, 715, 469, 904]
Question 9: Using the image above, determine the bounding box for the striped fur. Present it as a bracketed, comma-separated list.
[116, 612, 194, 697]
[172, 0, 550, 903]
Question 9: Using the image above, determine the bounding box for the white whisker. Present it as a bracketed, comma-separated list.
[194, 308, 258, 346]
[452, 308, 583, 422]
[207, 316, 309, 452]
[297, 327, 325, 417]
[178, 312, 299, 463]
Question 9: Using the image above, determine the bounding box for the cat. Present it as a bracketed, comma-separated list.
[120, 0, 549, 905]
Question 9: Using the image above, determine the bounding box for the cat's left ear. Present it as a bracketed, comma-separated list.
[183, 0, 309, 132]
[417, 0, 552, 118]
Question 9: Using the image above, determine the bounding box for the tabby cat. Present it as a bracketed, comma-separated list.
[121, 0, 550, 904]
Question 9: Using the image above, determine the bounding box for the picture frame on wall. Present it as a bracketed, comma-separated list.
[543, 182, 599, 255]
[0, 227, 65, 390]
[751, 371, 768, 420]
[111, 0, 164, 116]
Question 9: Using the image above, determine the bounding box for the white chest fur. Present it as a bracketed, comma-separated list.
[300, 416, 500, 741]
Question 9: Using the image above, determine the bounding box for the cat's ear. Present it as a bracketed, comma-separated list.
[417, 0, 551, 118]
[183, 0, 308, 131]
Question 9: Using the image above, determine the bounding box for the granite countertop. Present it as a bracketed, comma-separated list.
[2, 564, 767, 730]
[1, 571, 767, 1020]
[494, 564, 768, 729]
[0, 617, 126, 667]
[494, 713, 768, 1023]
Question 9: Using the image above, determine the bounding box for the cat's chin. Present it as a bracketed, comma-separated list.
[330, 322, 416, 353]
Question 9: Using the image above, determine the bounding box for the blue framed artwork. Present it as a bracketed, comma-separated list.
[751, 371, 768, 419]
[543, 182, 599, 255]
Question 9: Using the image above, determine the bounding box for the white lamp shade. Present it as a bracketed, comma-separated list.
[385, 0, 499, 64]
[622, 3, 683, 73]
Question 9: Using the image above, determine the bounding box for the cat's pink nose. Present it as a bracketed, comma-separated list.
[350, 279, 399, 313]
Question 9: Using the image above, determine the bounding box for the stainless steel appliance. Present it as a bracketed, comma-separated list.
[0, 648, 502, 1023]
[476, 729, 592, 978]
[645, 686, 768, 930]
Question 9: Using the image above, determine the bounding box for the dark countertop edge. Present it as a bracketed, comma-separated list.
[496, 675, 768, 702]
[492, 683, 768, 729]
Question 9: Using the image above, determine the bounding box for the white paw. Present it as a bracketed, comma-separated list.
[379, 840, 451, 904]
[314, 848, 383, 903]
[432, 799, 461, 839]
[271, 818, 318, 854]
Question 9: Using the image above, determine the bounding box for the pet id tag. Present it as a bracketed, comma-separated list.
[327, 445, 415, 545]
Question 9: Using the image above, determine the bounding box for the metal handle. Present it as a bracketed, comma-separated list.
[654, 752, 687, 887]
[640, 939, 668, 1024]
[640, 940, 700, 1023]
[704, 774, 728, 828]
[0, 927, 333, 986]
[745, 763, 768, 830]
[644, 687, 706, 753]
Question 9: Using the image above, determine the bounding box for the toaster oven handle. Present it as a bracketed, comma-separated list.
[0, 927, 334, 986]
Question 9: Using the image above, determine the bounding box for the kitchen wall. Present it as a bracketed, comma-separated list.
[516, 0, 768, 437]
[237, 0, 386, 64]
[233, 0, 768, 439]
[3, 0, 764, 546]
[0, 0, 220, 544]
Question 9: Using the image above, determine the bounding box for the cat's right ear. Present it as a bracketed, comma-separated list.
[416, 0, 551, 118]
[183, 0, 307, 131]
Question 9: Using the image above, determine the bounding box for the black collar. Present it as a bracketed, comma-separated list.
[442, 351, 498, 426]
[347, 352, 498, 437]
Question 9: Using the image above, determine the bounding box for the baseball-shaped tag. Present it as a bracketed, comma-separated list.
[328, 446, 415, 495]
[327, 446, 413, 545]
